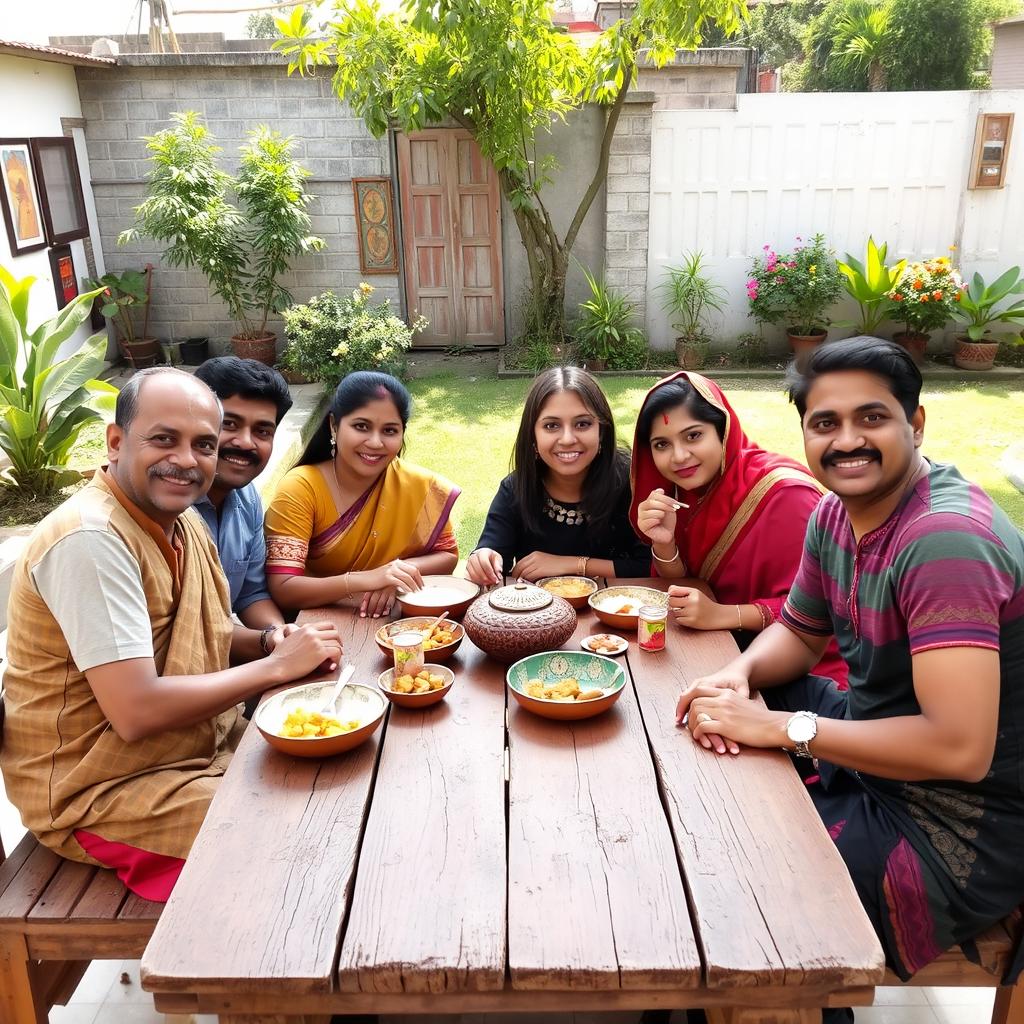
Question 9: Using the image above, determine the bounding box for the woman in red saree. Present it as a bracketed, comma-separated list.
[630, 371, 847, 687]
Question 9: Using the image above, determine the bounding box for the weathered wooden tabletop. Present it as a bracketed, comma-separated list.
[141, 579, 885, 1024]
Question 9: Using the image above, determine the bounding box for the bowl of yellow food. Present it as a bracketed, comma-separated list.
[536, 575, 599, 609]
[375, 616, 464, 663]
[254, 680, 387, 758]
[396, 575, 480, 619]
[588, 585, 668, 630]
[506, 650, 625, 721]
[378, 664, 455, 708]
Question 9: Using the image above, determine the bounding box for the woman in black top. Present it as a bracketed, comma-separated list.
[466, 366, 651, 585]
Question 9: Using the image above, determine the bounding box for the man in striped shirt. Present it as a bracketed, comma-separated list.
[676, 337, 1024, 994]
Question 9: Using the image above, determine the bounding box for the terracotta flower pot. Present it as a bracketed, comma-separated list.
[785, 328, 827, 369]
[121, 336, 161, 369]
[231, 331, 277, 367]
[892, 330, 930, 365]
[674, 336, 708, 370]
[953, 336, 999, 371]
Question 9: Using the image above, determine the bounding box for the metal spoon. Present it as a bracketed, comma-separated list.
[318, 663, 356, 717]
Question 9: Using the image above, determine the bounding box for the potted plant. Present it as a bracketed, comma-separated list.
[949, 266, 1024, 371]
[574, 268, 647, 371]
[119, 112, 324, 366]
[87, 266, 160, 368]
[747, 233, 842, 357]
[885, 255, 961, 363]
[657, 250, 726, 370]
[836, 236, 905, 335]
[280, 283, 424, 386]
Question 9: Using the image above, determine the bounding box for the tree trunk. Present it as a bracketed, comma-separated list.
[868, 59, 888, 91]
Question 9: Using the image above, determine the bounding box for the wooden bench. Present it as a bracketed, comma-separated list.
[0, 695, 163, 1024]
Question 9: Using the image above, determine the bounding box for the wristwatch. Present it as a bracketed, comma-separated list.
[785, 711, 818, 758]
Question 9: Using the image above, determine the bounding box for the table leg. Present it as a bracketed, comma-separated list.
[0, 932, 49, 1024]
[707, 1010, 822, 1024]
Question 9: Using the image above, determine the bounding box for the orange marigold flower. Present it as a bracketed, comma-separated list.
[892, 293, 904, 301]
[920, 294, 930, 302]
[912, 279, 924, 290]
[933, 290, 943, 300]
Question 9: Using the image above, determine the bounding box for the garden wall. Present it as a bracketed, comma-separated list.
[75, 54, 402, 360]
[644, 89, 1024, 352]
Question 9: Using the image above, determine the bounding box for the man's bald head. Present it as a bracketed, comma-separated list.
[115, 366, 222, 430]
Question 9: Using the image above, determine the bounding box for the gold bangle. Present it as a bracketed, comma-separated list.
[342, 573, 351, 598]
[652, 544, 679, 564]
[579, 556, 589, 578]
[735, 604, 743, 630]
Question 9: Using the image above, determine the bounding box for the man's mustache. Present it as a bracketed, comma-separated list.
[218, 447, 259, 465]
[822, 448, 880, 468]
[147, 462, 204, 484]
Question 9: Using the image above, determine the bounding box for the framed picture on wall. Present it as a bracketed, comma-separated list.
[0, 138, 47, 255]
[352, 177, 399, 274]
[969, 113, 1014, 190]
[48, 244, 78, 309]
[31, 137, 90, 244]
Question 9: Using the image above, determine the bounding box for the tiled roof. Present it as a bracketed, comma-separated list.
[0, 39, 116, 67]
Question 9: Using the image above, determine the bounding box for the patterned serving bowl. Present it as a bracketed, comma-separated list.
[396, 575, 480, 619]
[535, 575, 600, 609]
[506, 650, 626, 721]
[588, 585, 668, 630]
[255, 681, 387, 758]
[374, 617, 465, 664]
[463, 582, 576, 664]
[377, 664, 455, 708]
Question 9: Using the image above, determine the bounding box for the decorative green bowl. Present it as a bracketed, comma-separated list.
[506, 650, 626, 721]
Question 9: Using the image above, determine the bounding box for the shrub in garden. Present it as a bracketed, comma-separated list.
[746, 234, 842, 335]
[887, 255, 962, 335]
[281, 284, 425, 385]
[574, 268, 648, 370]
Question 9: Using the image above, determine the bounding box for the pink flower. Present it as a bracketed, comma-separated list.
[787, 262, 797, 269]
[763, 244, 770, 250]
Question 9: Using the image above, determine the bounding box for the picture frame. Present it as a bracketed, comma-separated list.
[352, 177, 399, 274]
[48, 244, 78, 309]
[31, 137, 90, 244]
[969, 112, 1014, 190]
[0, 138, 47, 255]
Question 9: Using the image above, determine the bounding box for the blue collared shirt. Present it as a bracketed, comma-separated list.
[194, 483, 272, 615]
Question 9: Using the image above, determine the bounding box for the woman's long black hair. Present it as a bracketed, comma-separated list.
[299, 371, 413, 466]
[511, 366, 629, 540]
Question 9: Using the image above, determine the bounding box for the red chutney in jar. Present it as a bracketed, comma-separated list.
[637, 605, 667, 652]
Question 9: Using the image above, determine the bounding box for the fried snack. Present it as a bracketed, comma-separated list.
[279, 708, 361, 739]
[541, 578, 593, 599]
[585, 634, 624, 653]
[524, 676, 605, 702]
[576, 689, 604, 702]
[392, 668, 447, 694]
[421, 621, 457, 651]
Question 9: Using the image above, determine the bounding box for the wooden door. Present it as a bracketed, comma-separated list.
[396, 129, 505, 347]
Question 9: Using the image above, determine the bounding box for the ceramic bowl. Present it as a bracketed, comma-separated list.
[506, 650, 625, 721]
[396, 575, 480, 619]
[536, 575, 600, 609]
[580, 633, 628, 657]
[374, 617, 465, 664]
[377, 664, 455, 708]
[255, 680, 387, 758]
[588, 585, 668, 630]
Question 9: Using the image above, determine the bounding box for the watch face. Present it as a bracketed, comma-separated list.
[788, 715, 816, 743]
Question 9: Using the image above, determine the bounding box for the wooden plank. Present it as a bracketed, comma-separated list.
[507, 589, 701, 991]
[67, 866, 130, 922]
[117, 890, 163, 921]
[0, 833, 40, 904]
[25, 921, 153, 960]
[622, 577, 885, 991]
[25, 860, 96, 921]
[142, 609, 386, 996]
[0, 842, 62, 922]
[336, 627, 507, 994]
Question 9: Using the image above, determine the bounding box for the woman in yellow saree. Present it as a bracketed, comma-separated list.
[265, 372, 460, 617]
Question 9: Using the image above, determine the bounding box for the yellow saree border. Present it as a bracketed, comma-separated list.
[699, 468, 826, 580]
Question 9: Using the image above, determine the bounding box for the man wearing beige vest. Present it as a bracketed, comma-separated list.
[0, 367, 342, 901]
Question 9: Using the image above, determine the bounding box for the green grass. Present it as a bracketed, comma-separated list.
[404, 373, 1024, 557]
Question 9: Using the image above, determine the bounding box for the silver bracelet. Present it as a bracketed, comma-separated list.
[652, 544, 680, 564]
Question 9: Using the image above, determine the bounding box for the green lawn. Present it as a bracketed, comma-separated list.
[403, 374, 1024, 557]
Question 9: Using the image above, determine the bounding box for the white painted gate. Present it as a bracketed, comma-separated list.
[646, 90, 1024, 345]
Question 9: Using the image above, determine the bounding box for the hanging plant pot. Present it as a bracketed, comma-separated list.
[892, 331, 930, 365]
[121, 337, 161, 369]
[953, 336, 998, 371]
[231, 331, 277, 366]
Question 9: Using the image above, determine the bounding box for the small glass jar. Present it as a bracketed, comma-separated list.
[637, 605, 668, 652]
[392, 631, 425, 677]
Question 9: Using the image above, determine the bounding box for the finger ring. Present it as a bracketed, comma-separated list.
[697, 712, 712, 724]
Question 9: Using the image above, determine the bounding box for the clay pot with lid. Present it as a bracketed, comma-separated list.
[462, 582, 577, 664]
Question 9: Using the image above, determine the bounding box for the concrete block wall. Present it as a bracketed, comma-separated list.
[76, 55, 401, 360]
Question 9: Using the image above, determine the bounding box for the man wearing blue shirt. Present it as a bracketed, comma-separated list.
[193, 358, 293, 643]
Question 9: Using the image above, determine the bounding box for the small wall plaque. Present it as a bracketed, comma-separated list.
[352, 177, 398, 274]
[969, 113, 1014, 190]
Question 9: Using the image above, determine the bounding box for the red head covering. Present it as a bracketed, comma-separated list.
[628, 370, 823, 584]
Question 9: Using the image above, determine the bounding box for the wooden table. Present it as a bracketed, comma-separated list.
[141, 579, 884, 1023]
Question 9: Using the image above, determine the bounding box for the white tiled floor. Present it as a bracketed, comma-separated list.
[1, 784, 1000, 1024]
